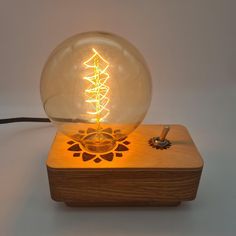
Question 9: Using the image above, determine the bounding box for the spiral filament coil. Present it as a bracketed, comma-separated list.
[83, 48, 110, 126]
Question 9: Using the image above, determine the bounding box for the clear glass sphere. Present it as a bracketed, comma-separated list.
[40, 32, 152, 153]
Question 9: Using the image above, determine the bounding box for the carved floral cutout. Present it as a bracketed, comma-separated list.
[67, 128, 130, 163]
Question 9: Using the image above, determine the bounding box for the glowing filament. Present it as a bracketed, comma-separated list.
[83, 48, 110, 125]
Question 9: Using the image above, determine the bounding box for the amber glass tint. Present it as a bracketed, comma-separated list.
[40, 32, 152, 153]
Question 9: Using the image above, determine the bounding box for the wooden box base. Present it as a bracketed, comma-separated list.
[46, 125, 203, 206]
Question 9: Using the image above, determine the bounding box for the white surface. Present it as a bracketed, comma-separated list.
[0, 0, 236, 235]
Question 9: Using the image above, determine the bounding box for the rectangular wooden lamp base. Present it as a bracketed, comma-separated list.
[46, 125, 203, 206]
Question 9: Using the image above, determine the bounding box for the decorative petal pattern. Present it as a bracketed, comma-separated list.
[123, 141, 130, 145]
[87, 128, 96, 133]
[67, 141, 75, 145]
[73, 153, 80, 157]
[68, 144, 82, 151]
[67, 127, 130, 163]
[116, 153, 123, 157]
[82, 152, 96, 161]
[94, 158, 102, 163]
[102, 128, 112, 134]
[100, 153, 114, 161]
[115, 144, 129, 151]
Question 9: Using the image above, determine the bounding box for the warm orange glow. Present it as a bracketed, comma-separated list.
[83, 48, 110, 127]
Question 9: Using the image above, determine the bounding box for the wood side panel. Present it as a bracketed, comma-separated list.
[47, 168, 202, 206]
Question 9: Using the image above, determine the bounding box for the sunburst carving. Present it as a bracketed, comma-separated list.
[67, 128, 130, 163]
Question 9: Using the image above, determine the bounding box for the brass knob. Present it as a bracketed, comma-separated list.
[160, 126, 170, 141]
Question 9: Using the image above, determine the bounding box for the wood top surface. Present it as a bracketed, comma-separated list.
[46, 124, 203, 170]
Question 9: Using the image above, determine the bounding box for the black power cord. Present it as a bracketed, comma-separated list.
[0, 117, 50, 124]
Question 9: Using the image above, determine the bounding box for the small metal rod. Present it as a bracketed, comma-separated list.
[160, 126, 170, 141]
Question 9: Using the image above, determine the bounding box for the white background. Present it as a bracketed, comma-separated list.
[0, 0, 236, 235]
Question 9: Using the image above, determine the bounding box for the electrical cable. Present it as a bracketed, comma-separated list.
[0, 117, 50, 124]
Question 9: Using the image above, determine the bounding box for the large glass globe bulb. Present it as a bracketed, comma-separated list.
[40, 32, 152, 153]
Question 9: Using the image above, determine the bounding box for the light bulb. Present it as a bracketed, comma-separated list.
[40, 32, 152, 153]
